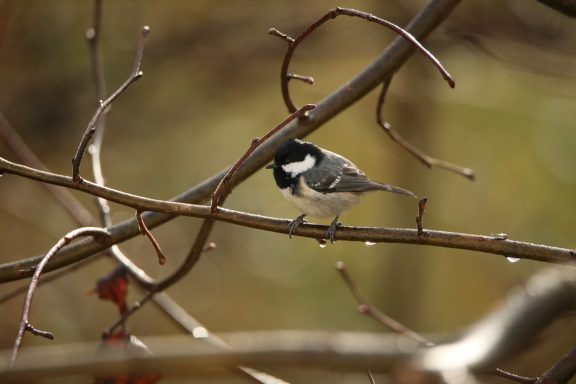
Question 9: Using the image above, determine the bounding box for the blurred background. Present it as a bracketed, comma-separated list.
[0, 0, 575, 382]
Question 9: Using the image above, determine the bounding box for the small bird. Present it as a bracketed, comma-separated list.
[266, 138, 416, 243]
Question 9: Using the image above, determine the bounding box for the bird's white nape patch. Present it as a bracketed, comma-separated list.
[281, 154, 316, 177]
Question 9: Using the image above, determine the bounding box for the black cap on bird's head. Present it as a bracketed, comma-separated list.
[265, 139, 325, 190]
[265, 138, 323, 170]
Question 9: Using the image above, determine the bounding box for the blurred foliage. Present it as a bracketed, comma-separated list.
[0, 0, 575, 382]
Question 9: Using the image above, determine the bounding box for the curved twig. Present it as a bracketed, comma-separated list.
[376, 77, 475, 180]
[10, 227, 111, 367]
[270, 7, 455, 113]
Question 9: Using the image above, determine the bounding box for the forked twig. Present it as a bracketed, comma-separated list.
[376, 77, 475, 180]
[11, 227, 110, 366]
[72, 25, 150, 182]
[270, 7, 455, 113]
[210, 103, 315, 211]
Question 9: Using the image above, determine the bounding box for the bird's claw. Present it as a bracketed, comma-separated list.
[288, 214, 307, 238]
[326, 216, 341, 244]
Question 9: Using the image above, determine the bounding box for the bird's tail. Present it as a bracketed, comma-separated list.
[376, 183, 417, 198]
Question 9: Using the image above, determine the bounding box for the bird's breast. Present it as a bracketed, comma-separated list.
[279, 177, 361, 218]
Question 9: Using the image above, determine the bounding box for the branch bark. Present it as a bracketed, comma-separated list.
[0, 155, 574, 283]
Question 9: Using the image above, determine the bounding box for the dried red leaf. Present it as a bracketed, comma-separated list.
[90, 266, 129, 314]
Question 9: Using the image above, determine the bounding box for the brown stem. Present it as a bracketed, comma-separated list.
[136, 210, 166, 265]
[210, 104, 315, 211]
[376, 77, 475, 180]
[71, 25, 150, 182]
[272, 7, 455, 113]
[10, 227, 110, 367]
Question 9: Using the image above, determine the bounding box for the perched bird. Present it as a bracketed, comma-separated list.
[266, 138, 416, 243]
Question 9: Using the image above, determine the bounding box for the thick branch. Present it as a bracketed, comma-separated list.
[0, 156, 574, 284]
[0, 158, 576, 282]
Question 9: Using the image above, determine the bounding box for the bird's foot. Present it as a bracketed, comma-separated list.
[288, 214, 307, 238]
[326, 216, 341, 244]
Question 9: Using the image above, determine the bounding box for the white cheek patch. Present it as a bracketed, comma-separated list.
[281, 154, 316, 177]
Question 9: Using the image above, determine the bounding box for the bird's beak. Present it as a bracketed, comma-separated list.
[265, 162, 276, 170]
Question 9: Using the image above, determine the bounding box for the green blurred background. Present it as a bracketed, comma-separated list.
[0, 0, 575, 382]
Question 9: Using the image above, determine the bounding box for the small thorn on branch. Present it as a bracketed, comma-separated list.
[416, 197, 428, 237]
[268, 28, 294, 44]
[287, 73, 315, 85]
[25, 322, 54, 340]
[136, 210, 167, 265]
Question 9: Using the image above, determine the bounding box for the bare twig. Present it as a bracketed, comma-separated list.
[493, 369, 537, 384]
[336, 261, 432, 346]
[416, 197, 428, 237]
[10, 227, 111, 366]
[71, 25, 150, 182]
[537, 346, 576, 384]
[336, 262, 538, 383]
[106, 219, 215, 335]
[210, 104, 315, 211]
[270, 7, 455, 113]
[136, 210, 166, 265]
[376, 77, 475, 180]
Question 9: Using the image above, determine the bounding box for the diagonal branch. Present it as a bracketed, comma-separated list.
[211, 104, 315, 211]
[376, 77, 475, 180]
[71, 25, 150, 182]
[270, 6, 455, 113]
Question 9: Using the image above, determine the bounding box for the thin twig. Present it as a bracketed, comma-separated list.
[10, 227, 110, 367]
[136, 210, 166, 265]
[336, 262, 545, 383]
[210, 104, 315, 211]
[376, 78, 475, 180]
[106, 219, 215, 335]
[416, 197, 428, 237]
[72, 25, 150, 182]
[270, 7, 455, 112]
[336, 261, 433, 346]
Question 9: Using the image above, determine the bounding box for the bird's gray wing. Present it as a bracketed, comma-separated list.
[309, 152, 416, 197]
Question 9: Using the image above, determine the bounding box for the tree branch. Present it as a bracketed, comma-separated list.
[270, 6, 455, 113]
[10, 227, 111, 367]
[71, 25, 149, 182]
[0, 155, 574, 284]
[376, 77, 475, 180]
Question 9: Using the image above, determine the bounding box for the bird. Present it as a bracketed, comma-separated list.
[265, 138, 416, 243]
